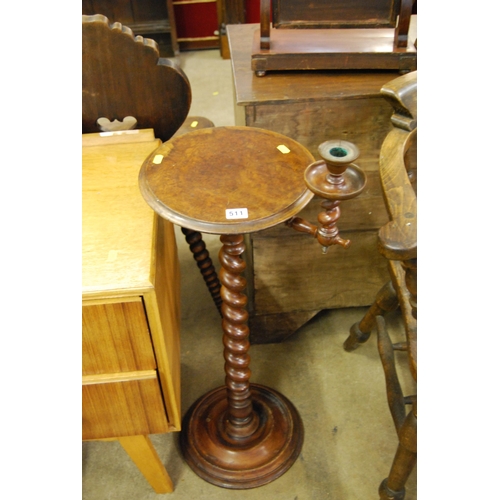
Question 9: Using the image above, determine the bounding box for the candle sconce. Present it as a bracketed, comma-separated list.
[287, 140, 367, 253]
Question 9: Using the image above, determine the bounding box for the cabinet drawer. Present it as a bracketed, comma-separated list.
[82, 376, 170, 439]
[82, 299, 156, 375]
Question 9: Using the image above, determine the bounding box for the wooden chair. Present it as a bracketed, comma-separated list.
[343, 71, 417, 500]
[82, 14, 222, 313]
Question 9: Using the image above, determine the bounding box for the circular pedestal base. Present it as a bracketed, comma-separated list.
[180, 383, 304, 489]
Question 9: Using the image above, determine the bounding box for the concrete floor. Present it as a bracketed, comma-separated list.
[82, 49, 417, 499]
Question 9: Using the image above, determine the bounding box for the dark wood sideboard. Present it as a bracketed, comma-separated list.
[228, 23, 417, 344]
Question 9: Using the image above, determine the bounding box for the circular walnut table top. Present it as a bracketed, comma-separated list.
[139, 126, 315, 234]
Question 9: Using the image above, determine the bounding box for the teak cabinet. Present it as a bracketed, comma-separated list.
[82, 290, 180, 440]
[82, 130, 181, 492]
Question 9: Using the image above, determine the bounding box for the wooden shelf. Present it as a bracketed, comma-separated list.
[173, 0, 220, 50]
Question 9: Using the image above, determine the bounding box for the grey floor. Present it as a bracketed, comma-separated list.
[82, 49, 417, 500]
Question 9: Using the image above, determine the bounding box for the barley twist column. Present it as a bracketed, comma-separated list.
[219, 234, 258, 438]
[181, 227, 222, 314]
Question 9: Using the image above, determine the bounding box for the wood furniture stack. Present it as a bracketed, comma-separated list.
[228, 22, 416, 343]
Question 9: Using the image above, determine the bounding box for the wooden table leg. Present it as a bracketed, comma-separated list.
[118, 435, 174, 494]
[181, 227, 222, 314]
[180, 234, 304, 489]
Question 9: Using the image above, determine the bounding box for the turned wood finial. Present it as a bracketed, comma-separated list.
[287, 140, 366, 253]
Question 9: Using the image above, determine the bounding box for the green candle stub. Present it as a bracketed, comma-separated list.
[330, 147, 348, 158]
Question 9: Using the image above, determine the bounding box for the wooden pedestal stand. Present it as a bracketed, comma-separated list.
[139, 126, 316, 489]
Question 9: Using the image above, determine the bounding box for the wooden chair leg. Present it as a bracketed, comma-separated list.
[118, 435, 174, 494]
[181, 227, 223, 314]
[376, 316, 406, 429]
[344, 280, 399, 352]
[379, 405, 417, 500]
[375, 315, 417, 500]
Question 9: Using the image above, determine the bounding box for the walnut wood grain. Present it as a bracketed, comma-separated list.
[139, 126, 315, 234]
